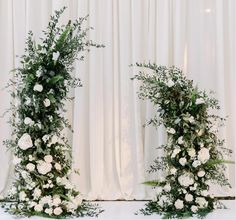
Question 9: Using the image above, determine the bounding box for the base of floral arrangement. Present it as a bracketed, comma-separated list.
[0, 200, 103, 219]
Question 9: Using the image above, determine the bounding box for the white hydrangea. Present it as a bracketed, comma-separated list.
[179, 157, 187, 166]
[196, 197, 208, 208]
[178, 173, 194, 187]
[33, 84, 43, 92]
[174, 199, 184, 209]
[37, 161, 52, 175]
[18, 133, 33, 150]
[44, 155, 53, 163]
[191, 205, 198, 213]
[26, 163, 35, 172]
[198, 147, 210, 163]
[166, 127, 176, 134]
[43, 98, 51, 107]
[188, 148, 196, 158]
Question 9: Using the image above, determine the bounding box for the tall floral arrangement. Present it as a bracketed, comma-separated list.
[0, 7, 103, 218]
[132, 63, 233, 218]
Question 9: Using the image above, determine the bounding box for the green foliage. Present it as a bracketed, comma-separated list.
[1, 7, 104, 218]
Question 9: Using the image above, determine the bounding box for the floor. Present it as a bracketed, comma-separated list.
[0, 201, 235, 220]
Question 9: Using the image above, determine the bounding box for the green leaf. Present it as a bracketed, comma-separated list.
[142, 180, 160, 186]
[48, 93, 56, 103]
[55, 23, 72, 50]
[49, 75, 64, 84]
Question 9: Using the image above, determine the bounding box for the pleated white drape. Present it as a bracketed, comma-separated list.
[0, 0, 235, 200]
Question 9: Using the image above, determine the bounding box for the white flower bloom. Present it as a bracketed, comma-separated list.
[197, 170, 206, 177]
[45, 208, 53, 215]
[179, 157, 187, 166]
[73, 195, 82, 206]
[158, 195, 168, 207]
[39, 196, 52, 205]
[197, 129, 204, 136]
[25, 97, 31, 105]
[177, 136, 184, 145]
[167, 127, 176, 134]
[170, 167, 177, 175]
[12, 155, 22, 165]
[192, 160, 201, 168]
[18, 133, 33, 150]
[24, 117, 34, 125]
[54, 207, 63, 216]
[37, 161, 52, 175]
[43, 98, 51, 107]
[178, 173, 194, 187]
[166, 79, 175, 87]
[44, 155, 53, 163]
[53, 196, 61, 206]
[42, 135, 50, 143]
[33, 188, 42, 199]
[55, 163, 62, 171]
[36, 70, 43, 78]
[171, 148, 181, 158]
[26, 163, 35, 172]
[19, 191, 27, 201]
[185, 194, 193, 202]
[34, 204, 43, 212]
[164, 184, 171, 192]
[201, 190, 209, 197]
[174, 199, 184, 209]
[191, 205, 198, 213]
[198, 147, 210, 163]
[52, 51, 60, 62]
[196, 98, 205, 105]
[196, 197, 208, 208]
[29, 155, 35, 161]
[156, 187, 162, 195]
[33, 84, 43, 92]
[188, 116, 195, 123]
[188, 148, 196, 158]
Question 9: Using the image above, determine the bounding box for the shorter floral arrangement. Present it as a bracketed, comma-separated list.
[0, 7, 103, 218]
[132, 63, 233, 218]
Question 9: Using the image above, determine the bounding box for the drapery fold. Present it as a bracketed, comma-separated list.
[0, 0, 235, 200]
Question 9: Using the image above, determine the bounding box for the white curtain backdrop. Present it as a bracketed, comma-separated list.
[0, 0, 235, 200]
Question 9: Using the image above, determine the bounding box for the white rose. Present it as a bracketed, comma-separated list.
[45, 208, 53, 215]
[73, 195, 82, 206]
[24, 117, 34, 125]
[18, 133, 33, 150]
[170, 167, 177, 175]
[34, 204, 43, 212]
[19, 191, 27, 201]
[166, 79, 175, 87]
[55, 163, 62, 171]
[185, 194, 193, 202]
[43, 98, 51, 107]
[52, 51, 60, 62]
[174, 199, 184, 209]
[164, 184, 171, 192]
[188, 148, 196, 158]
[197, 170, 206, 177]
[54, 207, 63, 216]
[33, 84, 43, 92]
[201, 190, 209, 197]
[192, 160, 201, 168]
[177, 136, 184, 145]
[167, 127, 176, 134]
[196, 98, 205, 105]
[44, 155, 53, 163]
[178, 173, 194, 187]
[191, 205, 198, 213]
[37, 161, 52, 175]
[26, 163, 35, 172]
[179, 157, 187, 166]
[198, 148, 210, 163]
